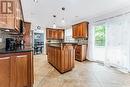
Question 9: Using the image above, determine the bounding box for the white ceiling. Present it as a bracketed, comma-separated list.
[21, 0, 130, 28]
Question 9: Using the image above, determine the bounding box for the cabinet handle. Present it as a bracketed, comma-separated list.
[16, 55, 27, 58]
[0, 57, 10, 60]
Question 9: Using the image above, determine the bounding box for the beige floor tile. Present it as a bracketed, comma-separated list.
[34, 54, 130, 87]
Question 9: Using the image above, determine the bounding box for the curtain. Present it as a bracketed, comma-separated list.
[88, 13, 130, 72]
[105, 14, 130, 72]
[88, 22, 106, 62]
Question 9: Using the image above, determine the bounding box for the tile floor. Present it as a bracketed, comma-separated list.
[34, 54, 130, 87]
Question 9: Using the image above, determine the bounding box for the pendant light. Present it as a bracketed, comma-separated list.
[52, 15, 57, 28]
[33, 0, 38, 3]
[61, 7, 66, 25]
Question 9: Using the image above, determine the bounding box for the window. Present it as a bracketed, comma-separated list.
[95, 25, 106, 46]
[65, 28, 75, 42]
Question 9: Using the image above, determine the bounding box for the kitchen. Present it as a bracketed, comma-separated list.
[1, 0, 130, 87]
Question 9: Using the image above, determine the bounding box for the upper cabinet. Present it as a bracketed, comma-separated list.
[0, 0, 24, 31]
[23, 22, 31, 46]
[58, 29, 64, 39]
[15, 0, 24, 31]
[46, 28, 64, 40]
[72, 22, 89, 38]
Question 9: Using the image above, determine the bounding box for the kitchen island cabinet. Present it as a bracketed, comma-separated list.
[47, 44, 75, 73]
[0, 49, 34, 87]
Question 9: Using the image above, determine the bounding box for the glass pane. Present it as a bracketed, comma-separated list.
[95, 25, 105, 46]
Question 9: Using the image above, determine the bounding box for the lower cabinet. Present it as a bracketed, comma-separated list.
[16, 55, 28, 87]
[0, 57, 10, 87]
[75, 45, 87, 62]
[47, 45, 75, 73]
[0, 52, 34, 87]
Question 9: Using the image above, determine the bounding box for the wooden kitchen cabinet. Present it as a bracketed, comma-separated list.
[0, 0, 24, 31]
[47, 44, 74, 73]
[75, 45, 87, 62]
[15, 0, 24, 31]
[0, 52, 34, 87]
[16, 55, 28, 87]
[23, 22, 31, 46]
[46, 28, 64, 40]
[61, 44, 75, 72]
[0, 57, 10, 87]
[58, 29, 64, 39]
[72, 22, 89, 38]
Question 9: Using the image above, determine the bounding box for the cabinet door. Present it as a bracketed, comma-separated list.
[49, 29, 52, 39]
[46, 29, 49, 39]
[78, 24, 83, 37]
[72, 25, 77, 38]
[75, 45, 82, 60]
[47, 29, 53, 39]
[61, 45, 74, 72]
[82, 22, 88, 38]
[55, 48, 57, 68]
[23, 22, 31, 46]
[15, 0, 24, 30]
[55, 30, 58, 39]
[58, 30, 64, 39]
[51, 47, 54, 65]
[57, 49, 61, 70]
[0, 14, 8, 29]
[0, 57, 10, 87]
[16, 55, 28, 87]
[6, 14, 15, 29]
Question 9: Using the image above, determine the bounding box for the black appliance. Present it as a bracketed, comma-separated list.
[19, 20, 24, 34]
[6, 38, 16, 51]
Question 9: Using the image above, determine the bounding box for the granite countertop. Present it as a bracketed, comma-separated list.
[62, 42, 78, 44]
[48, 44, 61, 48]
[0, 47, 33, 54]
[62, 42, 88, 45]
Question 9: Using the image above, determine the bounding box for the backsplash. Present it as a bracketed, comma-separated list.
[0, 30, 15, 49]
[75, 38, 88, 44]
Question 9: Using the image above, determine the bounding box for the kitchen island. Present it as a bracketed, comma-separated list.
[0, 47, 34, 87]
[47, 44, 75, 73]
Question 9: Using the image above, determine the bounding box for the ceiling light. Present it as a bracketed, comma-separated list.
[61, 7, 66, 25]
[62, 7, 65, 11]
[52, 15, 57, 28]
[53, 23, 56, 28]
[61, 18, 65, 25]
[61, 19, 65, 23]
[33, 0, 38, 3]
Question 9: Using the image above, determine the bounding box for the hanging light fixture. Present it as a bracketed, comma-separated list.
[52, 15, 57, 28]
[53, 23, 56, 28]
[61, 7, 66, 25]
[33, 0, 38, 3]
